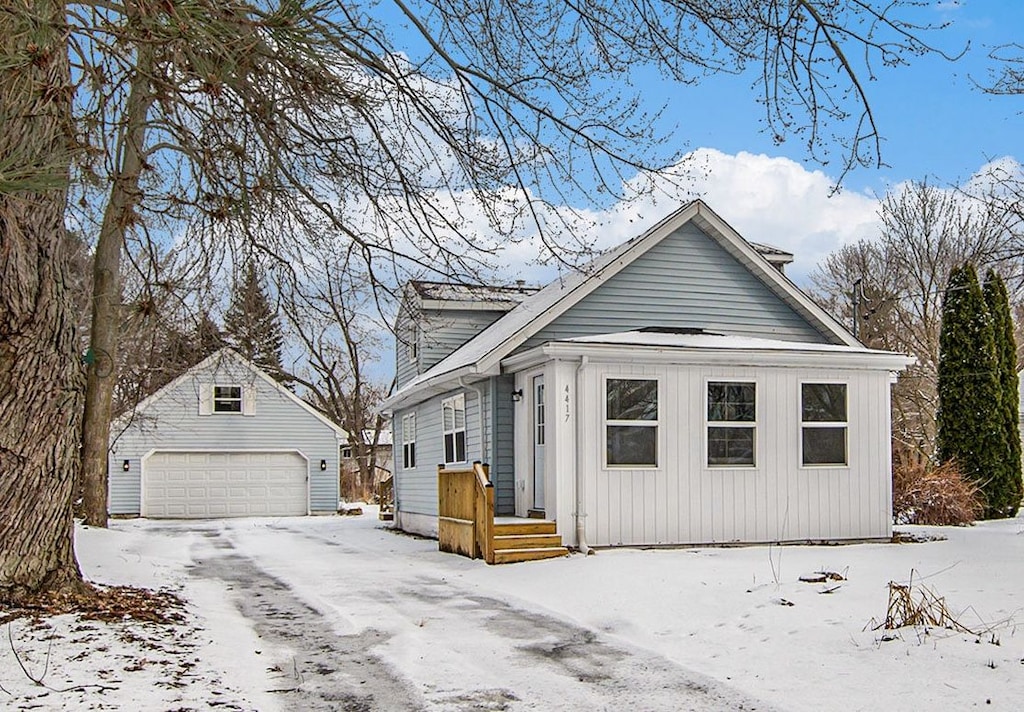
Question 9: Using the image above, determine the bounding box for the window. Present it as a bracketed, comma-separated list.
[606, 378, 658, 467]
[707, 381, 756, 466]
[341, 446, 353, 459]
[402, 413, 417, 469]
[442, 394, 466, 464]
[801, 383, 848, 466]
[213, 385, 242, 413]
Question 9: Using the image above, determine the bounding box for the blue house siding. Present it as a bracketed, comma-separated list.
[393, 386, 486, 517]
[109, 353, 342, 515]
[528, 223, 828, 348]
[491, 374, 517, 515]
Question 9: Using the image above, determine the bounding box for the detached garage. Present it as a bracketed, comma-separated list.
[109, 349, 346, 519]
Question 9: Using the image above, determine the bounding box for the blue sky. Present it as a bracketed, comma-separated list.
[654, 1, 1024, 196]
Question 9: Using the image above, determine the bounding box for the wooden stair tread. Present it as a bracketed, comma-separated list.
[493, 546, 569, 564]
[493, 521, 557, 536]
[493, 534, 563, 550]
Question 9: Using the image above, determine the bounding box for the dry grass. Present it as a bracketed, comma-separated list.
[893, 459, 984, 526]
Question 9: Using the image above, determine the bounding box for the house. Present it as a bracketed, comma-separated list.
[109, 348, 346, 518]
[382, 200, 912, 551]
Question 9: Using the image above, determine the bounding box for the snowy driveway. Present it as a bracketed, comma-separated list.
[62, 510, 1024, 711]
[150, 517, 770, 711]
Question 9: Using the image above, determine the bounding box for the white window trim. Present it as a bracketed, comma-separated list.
[704, 378, 758, 469]
[402, 412, 417, 469]
[213, 384, 244, 414]
[603, 375, 660, 470]
[441, 394, 467, 465]
[799, 381, 850, 469]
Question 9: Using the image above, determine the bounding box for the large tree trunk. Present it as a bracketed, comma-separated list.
[80, 44, 155, 528]
[0, 1, 87, 602]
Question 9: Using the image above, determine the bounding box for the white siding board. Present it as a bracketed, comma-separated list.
[577, 361, 893, 547]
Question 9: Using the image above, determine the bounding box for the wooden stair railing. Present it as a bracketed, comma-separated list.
[437, 462, 494, 562]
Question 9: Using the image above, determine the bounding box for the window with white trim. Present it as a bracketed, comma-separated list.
[605, 378, 658, 467]
[707, 381, 756, 466]
[407, 323, 419, 364]
[801, 383, 848, 466]
[213, 385, 243, 413]
[402, 413, 417, 469]
[442, 394, 466, 464]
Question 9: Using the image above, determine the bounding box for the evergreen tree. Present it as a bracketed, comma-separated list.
[937, 264, 1005, 519]
[224, 263, 289, 385]
[983, 270, 1023, 516]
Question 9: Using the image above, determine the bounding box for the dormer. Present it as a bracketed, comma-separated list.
[395, 280, 539, 389]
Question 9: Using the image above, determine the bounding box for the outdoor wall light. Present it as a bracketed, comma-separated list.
[511, 389, 523, 403]
[320, 459, 328, 471]
[122, 459, 130, 471]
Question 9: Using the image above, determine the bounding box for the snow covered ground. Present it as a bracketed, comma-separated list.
[3, 510, 1024, 710]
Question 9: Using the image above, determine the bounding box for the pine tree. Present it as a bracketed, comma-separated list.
[983, 270, 1023, 517]
[223, 263, 289, 385]
[937, 264, 1005, 519]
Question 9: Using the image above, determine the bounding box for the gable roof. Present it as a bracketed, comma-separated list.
[383, 199, 860, 411]
[115, 348, 346, 439]
[408, 280, 540, 310]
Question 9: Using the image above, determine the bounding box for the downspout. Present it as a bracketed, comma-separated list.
[574, 356, 591, 555]
[459, 377, 487, 465]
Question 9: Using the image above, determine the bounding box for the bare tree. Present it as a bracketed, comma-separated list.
[809, 180, 1023, 463]
[274, 248, 393, 500]
[3, 0, 956, 599]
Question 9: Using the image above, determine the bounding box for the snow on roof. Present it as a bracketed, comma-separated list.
[409, 280, 540, 306]
[748, 241, 794, 263]
[564, 330, 878, 353]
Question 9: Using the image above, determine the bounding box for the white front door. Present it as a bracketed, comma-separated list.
[533, 375, 545, 510]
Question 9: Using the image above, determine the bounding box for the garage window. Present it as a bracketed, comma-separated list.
[442, 394, 466, 464]
[213, 385, 243, 413]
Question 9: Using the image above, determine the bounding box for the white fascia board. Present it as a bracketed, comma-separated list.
[509, 341, 914, 373]
[380, 364, 486, 414]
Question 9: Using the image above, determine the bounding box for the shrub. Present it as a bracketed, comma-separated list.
[893, 459, 984, 526]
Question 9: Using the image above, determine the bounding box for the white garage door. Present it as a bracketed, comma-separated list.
[143, 451, 308, 518]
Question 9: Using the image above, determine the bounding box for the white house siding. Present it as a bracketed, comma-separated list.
[109, 357, 341, 515]
[392, 386, 486, 534]
[576, 362, 893, 547]
[528, 223, 829, 349]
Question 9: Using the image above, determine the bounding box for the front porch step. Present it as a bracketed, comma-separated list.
[493, 520, 556, 536]
[492, 546, 569, 564]
[493, 533, 563, 550]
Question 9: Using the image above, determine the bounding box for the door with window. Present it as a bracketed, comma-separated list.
[532, 375, 546, 511]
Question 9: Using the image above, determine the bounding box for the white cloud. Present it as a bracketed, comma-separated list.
[490, 149, 885, 287]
